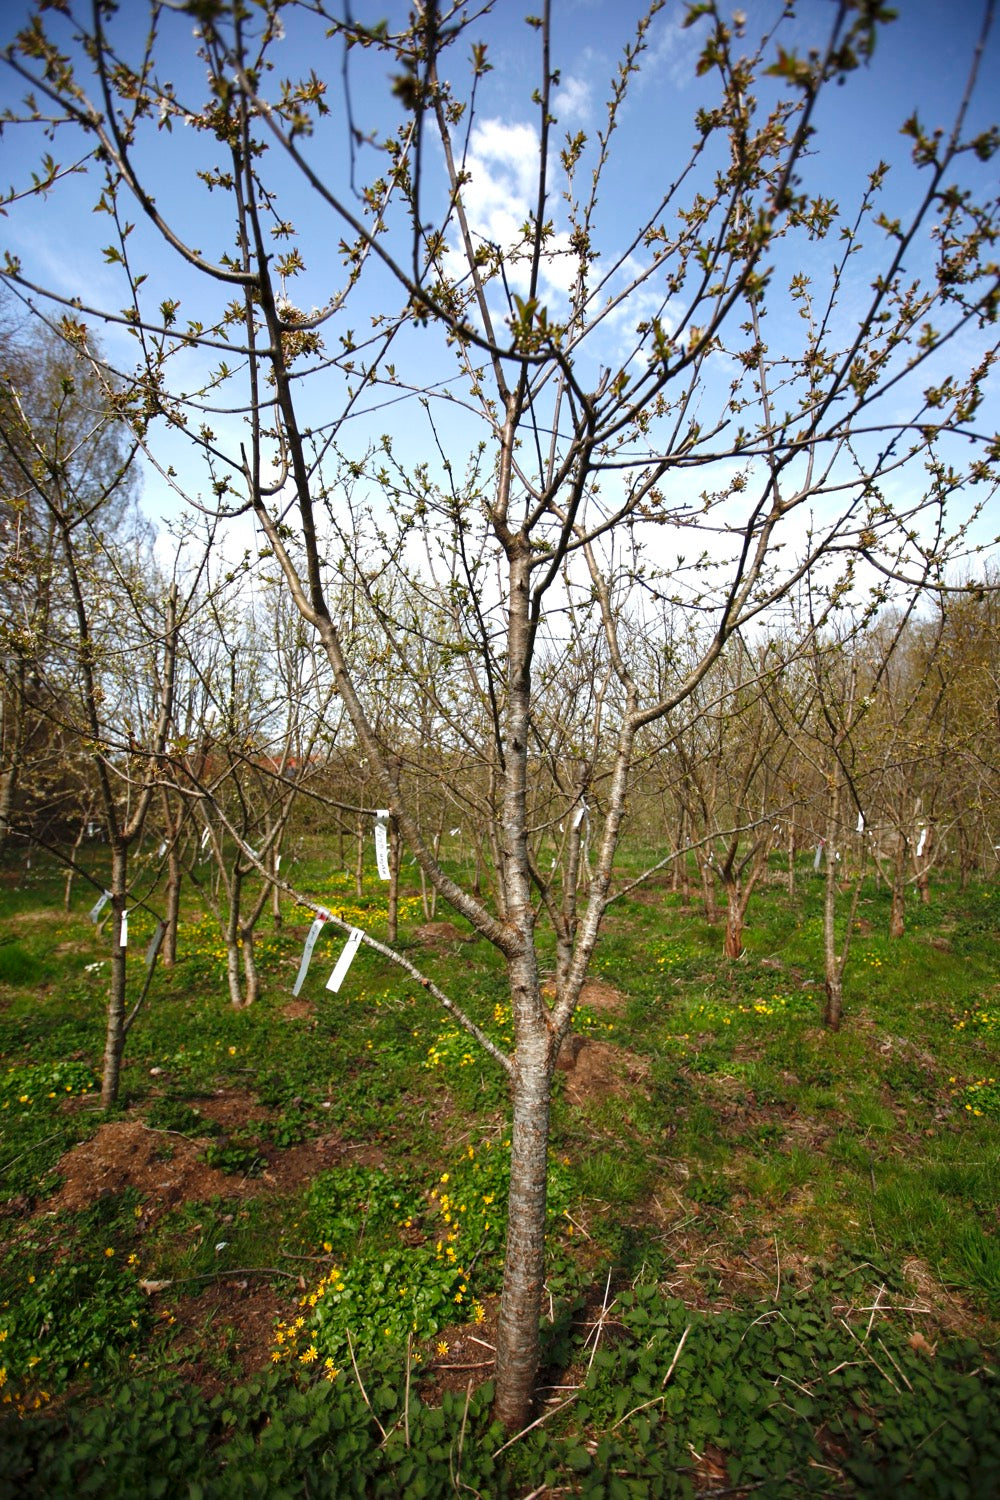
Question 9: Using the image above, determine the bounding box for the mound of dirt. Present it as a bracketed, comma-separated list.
[49, 1120, 232, 1219]
[542, 978, 628, 1011]
[411, 921, 470, 945]
[559, 1039, 649, 1107]
[48, 1100, 384, 1222]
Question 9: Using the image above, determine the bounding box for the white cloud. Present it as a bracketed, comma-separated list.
[553, 74, 590, 122]
[444, 118, 580, 302]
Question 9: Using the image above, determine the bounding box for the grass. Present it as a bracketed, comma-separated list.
[0, 844, 998, 1494]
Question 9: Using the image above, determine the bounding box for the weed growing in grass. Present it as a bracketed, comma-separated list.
[280, 1143, 574, 1370]
[953, 1004, 1000, 1037]
[0, 1192, 150, 1411]
[0, 1060, 98, 1109]
[950, 1075, 1000, 1117]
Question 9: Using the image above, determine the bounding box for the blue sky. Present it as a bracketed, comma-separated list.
[1, 0, 997, 591]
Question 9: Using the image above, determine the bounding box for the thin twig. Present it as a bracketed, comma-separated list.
[837, 1319, 899, 1392]
[876, 1336, 913, 1392]
[0, 1131, 63, 1174]
[161, 1266, 302, 1285]
[609, 1324, 691, 1431]
[662, 1324, 692, 1388]
[492, 1394, 579, 1458]
[346, 1327, 387, 1441]
[864, 1283, 885, 1340]
[773, 1234, 781, 1303]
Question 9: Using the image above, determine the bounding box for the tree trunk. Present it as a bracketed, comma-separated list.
[889, 834, 907, 939]
[101, 843, 129, 1109]
[271, 852, 283, 930]
[225, 866, 246, 1006]
[699, 857, 717, 923]
[63, 812, 89, 911]
[241, 925, 260, 1007]
[786, 820, 796, 898]
[0, 663, 28, 859]
[915, 823, 933, 904]
[723, 878, 744, 959]
[492, 1013, 553, 1433]
[160, 789, 182, 965]
[163, 838, 182, 966]
[823, 785, 842, 1030]
[354, 815, 364, 899]
[387, 817, 400, 944]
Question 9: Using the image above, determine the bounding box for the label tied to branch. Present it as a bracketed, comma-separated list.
[857, 812, 865, 833]
[292, 912, 327, 997]
[275, 854, 281, 872]
[145, 921, 167, 969]
[374, 810, 390, 881]
[88, 890, 111, 924]
[813, 843, 824, 871]
[120, 910, 129, 948]
[158, 841, 167, 858]
[200, 827, 210, 850]
[326, 927, 364, 993]
[916, 826, 927, 857]
[572, 802, 589, 830]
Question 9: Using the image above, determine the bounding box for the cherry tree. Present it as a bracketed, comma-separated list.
[3, 0, 997, 1426]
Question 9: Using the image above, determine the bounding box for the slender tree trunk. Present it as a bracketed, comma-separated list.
[225, 866, 246, 1006]
[915, 823, 934, 904]
[101, 843, 129, 1109]
[63, 811, 90, 911]
[889, 833, 908, 939]
[163, 840, 182, 966]
[786, 819, 796, 898]
[160, 789, 182, 965]
[271, 850, 283, 931]
[387, 817, 400, 944]
[493, 1000, 553, 1432]
[823, 781, 842, 1030]
[354, 815, 364, 899]
[723, 877, 745, 958]
[241, 924, 260, 1007]
[0, 666, 28, 858]
[699, 857, 717, 923]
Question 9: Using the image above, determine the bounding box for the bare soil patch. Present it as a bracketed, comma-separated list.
[281, 997, 315, 1021]
[49, 1104, 383, 1221]
[542, 978, 628, 1011]
[168, 1280, 296, 1388]
[559, 1039, 649, 1107]
[411, 921, 470, 946]
[49, 1119, 234, 1220]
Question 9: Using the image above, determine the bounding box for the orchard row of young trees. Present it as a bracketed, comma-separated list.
[1, 0, 998, 1428]
[2, 333, 998, 982]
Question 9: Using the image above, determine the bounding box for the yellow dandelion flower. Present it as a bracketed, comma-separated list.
[436, 1340, 449, 1357]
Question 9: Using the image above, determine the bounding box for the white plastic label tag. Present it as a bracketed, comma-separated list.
[292, 913, 327, 996]
[326, 928, 364, 993]
[145, 921, 166, 968]
[89, 890, 111, 923]
[374, 811, 390, 880]
[120, 911, 129, 948]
